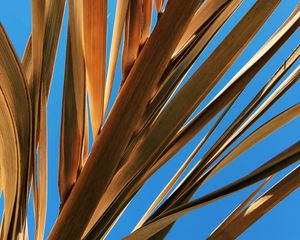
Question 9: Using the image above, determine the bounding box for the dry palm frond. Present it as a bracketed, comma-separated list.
[0, 23, 32, 240]
[0, 0, 299, 240]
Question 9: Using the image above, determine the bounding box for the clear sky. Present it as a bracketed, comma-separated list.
[0, 0, 300, 239]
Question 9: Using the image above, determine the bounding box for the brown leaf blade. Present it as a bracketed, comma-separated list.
[122, 0, 143, 83]
[35, 92, 47, 240]
[58, 22, 86, 207]
[141, 0, 153, 45]
[0, 24, 32, 239]
[103, 0, 129, 118]
[208, 176, 272, 239]
[208, 166, 300, 239]
[83, 0, 107, 138]
[0, 88, 19, 239]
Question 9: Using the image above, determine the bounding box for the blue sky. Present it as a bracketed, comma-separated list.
[0, 0, 300, 239]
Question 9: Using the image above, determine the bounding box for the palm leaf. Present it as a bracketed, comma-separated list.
[1, 0, 299, 239]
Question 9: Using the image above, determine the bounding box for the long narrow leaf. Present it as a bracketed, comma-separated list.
[103, 0, 129, 118]
[0, 24, 32, 239]
[58, 18, 86, 207]
[208, 165, 300, 239]
[83, 0, 107, 138]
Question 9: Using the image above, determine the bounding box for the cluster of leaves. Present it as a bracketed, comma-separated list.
[0, 0, 299, 239]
